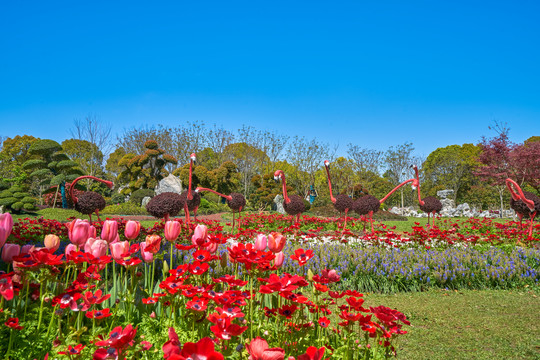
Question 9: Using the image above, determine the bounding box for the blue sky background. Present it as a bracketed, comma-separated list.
[1, 1, 539, 158]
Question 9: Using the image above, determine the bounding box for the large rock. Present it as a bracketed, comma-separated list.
[155, 174, 183, 195]
[141, 196, 152, 207]
[274, 194, 286, 214]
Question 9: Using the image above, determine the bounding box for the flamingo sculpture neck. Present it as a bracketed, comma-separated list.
[274, 170, 290, 204]
[412, 165, 425, 206]
[506, 179, 535, 210]
[195, 187, 232, 201]
[187, 153, 195, 200]
[69, 175, 114, 204]
[379, 178, 415, 204]
[324, 161, 336, 203]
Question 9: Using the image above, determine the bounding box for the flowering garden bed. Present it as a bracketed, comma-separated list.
[0, 213, 538, 359]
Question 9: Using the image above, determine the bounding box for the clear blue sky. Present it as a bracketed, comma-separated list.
[1, 1, 539, 158]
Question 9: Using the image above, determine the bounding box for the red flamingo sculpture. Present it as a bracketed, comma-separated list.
[274, 170, 305, 224]
[324, 160, 353, 230]
[195, 187, 246, 232]
[179, 153, 201, 227]
[412, 165, 442, 226]
[354, 177, 417, 233]
[506, 178, 539, 239]
[69, 175, 114, 222]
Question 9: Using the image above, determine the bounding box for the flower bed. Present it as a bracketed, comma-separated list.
[0, 213, 410, 359]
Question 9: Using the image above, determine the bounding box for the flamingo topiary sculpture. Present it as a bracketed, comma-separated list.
[69, 175, 114, 223]
[354, 177, 417, 233]
[195, 187, 246, 232]
[412, 165, 442, 226]
[179, 153, 201, 228]
[274, 170, 305, 225]
[506, 178, 539, 239]
[324, 160, 353, 231]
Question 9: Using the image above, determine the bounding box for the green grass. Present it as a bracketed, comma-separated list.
[364, 289, 540, 359]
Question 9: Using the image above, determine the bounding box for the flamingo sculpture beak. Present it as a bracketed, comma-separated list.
[274, 175, 280, 183]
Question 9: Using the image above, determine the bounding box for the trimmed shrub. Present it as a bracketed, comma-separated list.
[129, 188, 155, 205]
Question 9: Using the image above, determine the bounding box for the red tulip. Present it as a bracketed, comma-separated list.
[1, 244, 20, 262]
[101, 220, 118, 243]
[0, 212, 14, 248]
[268, 232, 286, 253]
[44, 234, 60, 252]
[125, 220, 141, 240]
[66, 219, 91, 247]
[164, 221, 181, 242]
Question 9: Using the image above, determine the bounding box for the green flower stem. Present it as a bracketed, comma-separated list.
[46, 305, 58, 339]
[22, 278, 30, 321]
[36, 279, 47, 333]
[170, 242, 174, 269]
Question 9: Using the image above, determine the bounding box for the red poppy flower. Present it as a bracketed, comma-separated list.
[313, 283, 328, 293]
[186, 297, 208, 312]
[297, 346, 325, 360]
[212, 275, 248, 287]
[328, 291, 345, 299]
[4, 317, 23, 330]
[192, 249, 212, 262]
[346, 297, 365, 311]
[215, 306, 245, 319]
[52, 292, 82, 311]
[209, 315, 248, 340]
[163, 327, 181, 359]
[289, 248, 314, 266]
[142, 297, 159, 305]
[58, 344, 85, 356]
[177, 337, 224, 360]
[93, 347, 117, 360]
[85, 308, 111, 319]
[188, 261, 209, 275]
[278, 304, 298, 319]
[95, 324, 137, 350]
[246, 337, 285, 360]
[84, 289, 111, 306]
[318, 316, 330, 328]
[369, 306, 411, 326]
[175, 243, 197, 251]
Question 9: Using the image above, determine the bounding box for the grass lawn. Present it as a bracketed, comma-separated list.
[364, 289, 540, 359]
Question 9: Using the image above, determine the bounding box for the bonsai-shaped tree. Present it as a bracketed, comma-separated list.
[117, 140, 178, 196]
[22, 139, 84, 208]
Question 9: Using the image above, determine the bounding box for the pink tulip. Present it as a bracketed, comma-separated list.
[110, 240, 130, 260]
[139, 242, 154, 263]
[21, 244, 34, 255]
[101, 220, 118, 243]
[322, 268, 340, 283]
[254, 234, 268, 251]
[0, 212, 14, 249]
[66, 219, 91, 247]
[125, 221, 141, 240]
[191, 224, 208, 247]
[44, 234, 60, 252]
[65, 244, 77, 257]
[89, 225, 97, 239]
[206, 241, 218, 254]
[164, 221, 181, 242]
[274, 251, 285, 268]
[268, 232, 286, 253]
[84, 238, 108, 258]
[1, 243, 20, 262]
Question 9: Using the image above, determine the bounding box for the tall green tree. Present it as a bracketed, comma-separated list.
[422, 144, 481, 202]
[62, 139, 105, 178]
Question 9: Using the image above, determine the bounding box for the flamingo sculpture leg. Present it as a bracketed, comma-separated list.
[195, 187, 245, 234]
[274, 170, 305, 233]
[410, 165, 442, 229]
